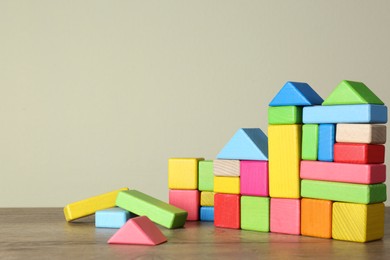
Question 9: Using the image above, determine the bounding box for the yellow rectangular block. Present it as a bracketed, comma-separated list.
[200, 191, 215, 206]
[63, 188, 128, 222]
[268, 124, 301, 198]
[214, 176, 240, 194]
[168, 158, 204, 190]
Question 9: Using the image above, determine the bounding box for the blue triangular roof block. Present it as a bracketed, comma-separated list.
[269, 81, 323, 106]
[217, 128, 268, 160]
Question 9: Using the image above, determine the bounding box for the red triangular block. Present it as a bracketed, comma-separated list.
[108, 216, 167, 245]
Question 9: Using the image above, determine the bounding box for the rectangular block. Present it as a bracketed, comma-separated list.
[213, 159, 240, 176]
[301, 180, 387, 204]
[198, 160, 214, 191]
[334, 143, 385, 164]
[214, 176, 240, 194]
[300, 160, 386, 184]
[241, 196, 269, 232]
[303, 104, 388, 124]
[116, 190, 188, 229]
[214, 194, 240, 229]
[268, 124, 301, 198]
[63, 187, 129, 222]
[200, 206, 214, 222]
[95, 207, 135, 229]
[200, 191, 214, 206]
[240, 161, 268, 196]
[268, 106, 302, 124]
[270, 198, 300, 235]
[301, 199, 332, 239]
[168, 158, 204, 190]
[318, 124, 335, 162]
[169, 190, 200, 221]
[301, 124, 318, 160]
[336, 124, 386, 144]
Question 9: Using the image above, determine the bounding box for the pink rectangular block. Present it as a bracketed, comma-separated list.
[169, 190, 200, 221]
[300, 160, 386, 184]
[240, 161, 269, 196]
[270, 198, 300, 235]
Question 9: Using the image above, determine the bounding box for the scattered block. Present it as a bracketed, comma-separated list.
[301, 124, 318, 160]
[301, 180, 387, 204]
[268, 106, 302, 124]
[116, 190, 188, 229]
[95, 207, 135, 229]
[268, 124, 301, 198]
[332, 202, 385, 242]
[336, 124, 386, 144]
[200, 191, 214, 206]
[214, 176, 240, 194]
[214, 194, 240, 229]
[217, 128, 268, 160]
[241, 196, 269, 232]
[108, 216, 167, 245]
[318, 124, 335, 162]
[198, 160, 214, 191]
[169, 190, 200, 221]
[269, 81, 323, 106]
[63, 187, 129, 222]
[200, 207, 214, 222]
[240, 160, 268, 196]
[301, 199, 332, 239]
[334, 143, 385, 164]
[213, 159, 240, 176]
[270, 198, 300, 235]
[168, 158, 204, 190]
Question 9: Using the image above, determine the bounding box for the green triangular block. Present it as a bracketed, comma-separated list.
[322, 80, 384, 105]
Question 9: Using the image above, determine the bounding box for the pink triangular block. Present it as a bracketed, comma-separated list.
[108, 216, 167, 246]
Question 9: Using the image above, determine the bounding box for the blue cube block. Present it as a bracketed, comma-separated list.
[95, 207, 135, 228]
[318, 124, 336, 162]
[200, 206, 214, 222]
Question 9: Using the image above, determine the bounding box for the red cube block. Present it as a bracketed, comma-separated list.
[169, 190, 200, 221]
[214, 193, 240, 229]
[334, 143, 385, 164]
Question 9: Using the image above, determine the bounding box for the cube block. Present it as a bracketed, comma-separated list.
[301, 199, 332, 238]
[169, 190, 200, 221]
[200, 191, 214, 206]
[200, 207, 214, 222]
[240, 160, 268, 196]
[241, 196, 269, 232]
[270, 198, 300, 235]
[214, 194, 240, 229]
[168, 158, 204, 190]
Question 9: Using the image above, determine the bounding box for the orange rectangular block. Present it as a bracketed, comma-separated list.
[301, 198, 332, 239]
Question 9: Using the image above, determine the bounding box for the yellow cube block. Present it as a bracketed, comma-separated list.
[214, 176, 240, 194]
[168, 158, 204, 189]
[201, 191, 214, 206]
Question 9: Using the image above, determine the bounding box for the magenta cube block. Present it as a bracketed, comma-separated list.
[240, 161, 268, 196]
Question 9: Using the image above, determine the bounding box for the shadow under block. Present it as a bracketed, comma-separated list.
[241, 196, 270, 232]
[95, 207, 134, 229]
[268, 124, 301, 198]
[269, 81, 323, 106]
[240, 160, 268, 196]
[116, 190, 188, 229]
[63, 187, 129, 222]
[200, 191, 214, 206]
[213, 159, 240, 176]
[334, 143, 385, 164]
[301, 124, 318, 160]
[318, 124, 335, 162]
[198, 160, 214, 191]
[301, 180, 387, 204]
[336, 124, 387, 144]
[332, 202, 385, 242]
[168, 158, 204, 190]
[214, 193, 240, 229]
[301, 198, 332, 239]
[302, 104, 388, 124]
[270, 198, 300, 235]
[200, 206, 214, 222]
[217, 128, 268, 160]
[214, 176, 240, 194]
[268, 106, 302, 124]
[169, 190, 200, 221]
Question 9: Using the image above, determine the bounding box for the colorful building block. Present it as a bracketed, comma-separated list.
[332, 202, 385, 242]
[168, 158, 204, 190]
[241, 196, 269, 232]
[116, 190, 188, 229]
[301, 124, 318, 160]
[169, 190, 200, 221]
[198, 160, 214, 191]
[269, 81, 323, 106]
[217, 128, 268, 160]
[200, 207, 214, 222]
[318, 124, 335, 162]
[214, 176, 240, 194]
[336, 124, 387, 144]
[63, 187, 129, 222]
[95, 207, 135, 229]
[301, 180, 387, 204]
[334, 143, 385, 164]
[301, 199, 332, 239]
[214, 193, 240, 229]
[268, 124, 301, 198]
[108, 216, 167, 245]
[200, 191, 214, 206]
[270, 198, 300, 235]
[268, 106, 302, 124]
[213, 159, 240, 176]
[240, 160, 268, 196]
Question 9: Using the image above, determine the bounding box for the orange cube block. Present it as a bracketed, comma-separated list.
[301, 198, 332, 239]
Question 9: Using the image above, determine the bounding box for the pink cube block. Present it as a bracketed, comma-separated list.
[240, 161, 268, 196]
[169, 190, 200, 221]
[270, 198, 300, 235]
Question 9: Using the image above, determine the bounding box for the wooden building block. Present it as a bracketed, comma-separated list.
[168, 158, 204, 190]
[200, 206, 214, 222]
[301, 199, 332, 239]
[300, 160, 386, 184]
[269, 81, 323, 106]
[108, 216, 167, 245]
[214, 176, 240, 194]
[268, 124, 301, 198]
[318, 124, 335, 162]
[213, 159, 240, 176]
[214, 193, 240, 229]
[334, 143, 385, 164]
[200, 191, 214, 206]
[336, 124, 386, 144]
[116, 190, 188, 229]
[301, 180, 387, 204]
[241, 196, 269, 232]
[169, 190, 200, 221]
[217, 128, 268, 160]
[63, 187, 129, 222]
[198, 160, 214, 191]
[95, 207, 135, 229]
[240, 160, 268, 197]
[301, 124, 318, 160]
[270, 198, 300, 235]
[332, 202, 385, 242]
[268, 106, 302, 124]
[303, 104, 388, 124]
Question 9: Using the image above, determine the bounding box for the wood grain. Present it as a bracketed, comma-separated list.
[213, 159, 240, 176]
[336, 124, 387, 144]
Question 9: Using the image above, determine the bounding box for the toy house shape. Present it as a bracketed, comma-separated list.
[269, 81, 323, 106]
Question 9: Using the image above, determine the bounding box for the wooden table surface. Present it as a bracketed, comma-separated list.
[1, 208, 389, 259]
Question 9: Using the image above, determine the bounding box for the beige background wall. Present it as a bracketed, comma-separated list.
[0, 1, 389, 207]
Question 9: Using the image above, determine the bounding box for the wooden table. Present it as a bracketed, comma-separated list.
[1, 208, 389, 259]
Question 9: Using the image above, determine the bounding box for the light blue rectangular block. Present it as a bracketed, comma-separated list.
[318, 124, 335, 162]
[200, 206, 214, 222]
[303, 104, 387, 124]
[95, 207, 135, 228]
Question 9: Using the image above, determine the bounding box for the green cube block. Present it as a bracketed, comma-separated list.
[268, 106, 302, 124]
[198, 160, 214, 191]
[301, 124, 318, 160]
[240, 196, 270, 232]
